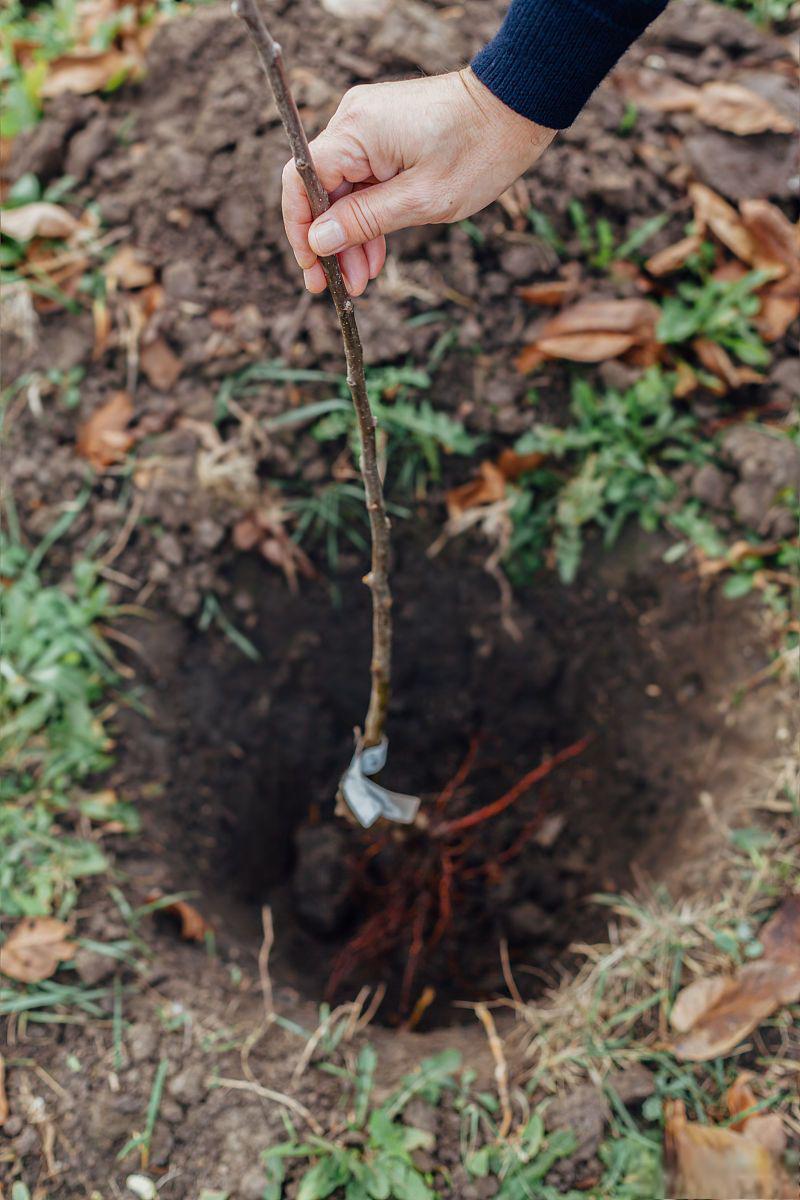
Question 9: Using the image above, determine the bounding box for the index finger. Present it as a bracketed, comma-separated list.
[281, 158, 316, 270]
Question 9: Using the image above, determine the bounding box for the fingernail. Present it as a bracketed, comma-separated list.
[309, 218, 344, 255]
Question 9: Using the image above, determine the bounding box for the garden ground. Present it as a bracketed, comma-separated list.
[1, 0, 799, 1197]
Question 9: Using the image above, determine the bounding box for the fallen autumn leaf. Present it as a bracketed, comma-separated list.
[0, 917, 76, 983]
[670, 894, 800, 1061]
[693, 81, 795, 137]
[76, 391, 135, 470]
[140, 336, 182, 391]
[104, 245, 156, 290]
[39, 50, 137, 98]
[145, 892, 212, 942]
[0, 202, 80, 242]
[645, 234, 703, 277]
[740, 200, 800, 276]
[689, 183, 756, 264]
[692, 338, 764, 391]
[445, 449, 547, 517]
[665, 1099, 794, 1200]
[516, 297, 659, 370]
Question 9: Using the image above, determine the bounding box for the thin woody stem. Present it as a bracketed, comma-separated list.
[234, 0, 391, 747]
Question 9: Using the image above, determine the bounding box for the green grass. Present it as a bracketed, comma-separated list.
[0, 517, 146, 1022]
[0, 525, 127, 918]
[527, 203, 668, 271]
[567, 201, 669, 272]
[0, 0, 211, 136]
[217, 356, 480, 502]
[262, 1048, 462, 1200]
[657, 270, 772, 368]
[714, 0, 796, 25]
[507, 368, 707, 584]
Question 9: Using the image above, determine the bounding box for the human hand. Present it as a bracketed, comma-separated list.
[282, 68, 555, 296]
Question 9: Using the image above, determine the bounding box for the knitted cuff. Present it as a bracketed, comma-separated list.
[471, 0, 668, 129]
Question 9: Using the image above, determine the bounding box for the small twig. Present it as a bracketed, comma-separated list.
[258, 905, 275, 1025]
[213, 1075, 324, 1135]
[234, 0, 392, 746]
[475, 1002, 513, 1139]
[356, 983, 387, 1031]
[98, 492, 144, 569]
[291, 1000, 361, 1085]
[499, 938, 523, 1007]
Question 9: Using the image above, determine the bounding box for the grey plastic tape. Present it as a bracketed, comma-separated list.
[340, 737, 421, 828]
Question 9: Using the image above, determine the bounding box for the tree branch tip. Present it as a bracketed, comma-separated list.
[238, 3, 393, 751]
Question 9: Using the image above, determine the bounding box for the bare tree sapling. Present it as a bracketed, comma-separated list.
[234, 0, 418, 826]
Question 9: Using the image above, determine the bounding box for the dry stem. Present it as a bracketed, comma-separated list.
[475, 1002, 513, 1138]
[234, 0, 391, 745]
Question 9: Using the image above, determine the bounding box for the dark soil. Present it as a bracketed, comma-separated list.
[2, 525, 789, 1200]
[2, 0, 798, 1195]
[113, 522, 778, 1027]
[3, 0, 797, 622]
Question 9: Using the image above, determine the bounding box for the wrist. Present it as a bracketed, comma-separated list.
[457, 66, 555, 167]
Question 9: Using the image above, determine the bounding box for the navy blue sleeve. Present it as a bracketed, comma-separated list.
[471, 0, 669, 129]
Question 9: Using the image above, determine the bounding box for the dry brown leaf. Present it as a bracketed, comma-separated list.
[496, 449, 547, 482]
[724, 1073, 787, 1153]
[104, 244, 156, 290]
[670, 975, 733, 1033]
[514, 344, 547, 374]
[259, 533, 315, 592]
[711, 261, 750, 285]
[665, 1100, 794, 1200]
[627, 71, 700, 112]
[76, 390, 134, 469]
[0, 136, 14, 172]
[137, 282, 166, 319]
[537, 331, 638, 361]
[446, 460, 506, 518]
[140, 336, 182, 391]
[739, 1114, 788, 1155]
[516, 298, 658, 369]
[444, 449, 548, 518]
[0, 202, 79, 242]
[759, 893, 800, 964]
[694, 81, 795, 137]
[672, 960, 800, 1060]
[39, 50, 136, 98]
[645, 234, 703, 277]
[692, 338, 764, 389]
[539, 297, 658, 337]
[0, 1054, 8, 1125]
[756, 289, 800, 342]
[92, 297, 111, 360]
[671, 894, 800, 1061]
[517, 279, 579, 307]
[689, 183, 756, 264]
[232, 516, 262, 551]
[698, 540, 784, 578]
[145, 892, 212, 942]
[0, 917, 76, 983]
[739, 199, 799, 276]
[673, 360, 699, 398]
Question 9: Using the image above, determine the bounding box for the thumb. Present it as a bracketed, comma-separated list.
[308, 175, 422, 256]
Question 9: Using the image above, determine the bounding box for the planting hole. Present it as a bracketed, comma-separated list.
[121, 523, 768, 1025]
